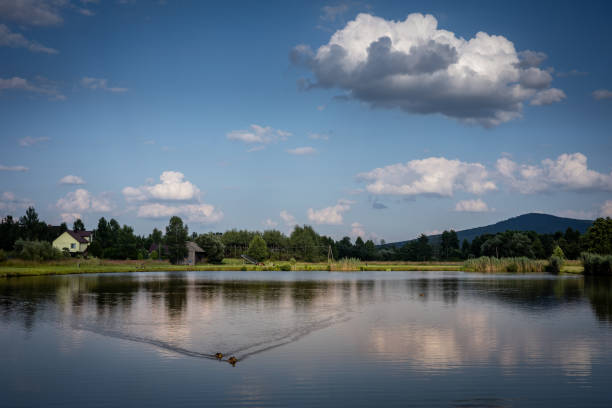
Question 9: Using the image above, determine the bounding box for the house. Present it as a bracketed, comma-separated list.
[181, 241, 206, 265]
[52, 230, 93, 254]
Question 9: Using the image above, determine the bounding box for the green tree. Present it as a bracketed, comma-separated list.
[583, 217, 612, 255]
[195, 233, 225, 263]
[415, 234, 432, 261]
[73, 219, 85, 232]
[247, 234, 268, 262]
[165, 216, 189, 264]
[19, 207, 45, 241]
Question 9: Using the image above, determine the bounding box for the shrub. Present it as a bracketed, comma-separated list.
[150, 250, 159, 260]
[289, 257, 297, 265]
[13, 240, 62, 261]
[547, 255, 564, 274]
[332, 257, 363, 271]
[553, 245, 566, 259]
[581, 252, 612, 275]
[240, 266, 247, 271]
[279, 263, 291, 271]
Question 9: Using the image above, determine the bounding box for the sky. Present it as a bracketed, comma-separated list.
[1, 0, 611, 242]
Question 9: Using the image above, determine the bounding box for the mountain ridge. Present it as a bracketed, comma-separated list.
[384, 213, 594, 248]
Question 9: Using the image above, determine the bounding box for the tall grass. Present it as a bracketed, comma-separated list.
[463, 257, 546, 273]
[331, 258, 363, 271]
[581, 253, 612, 275]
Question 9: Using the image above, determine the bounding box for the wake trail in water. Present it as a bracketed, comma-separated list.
[69, 312, 350, 364]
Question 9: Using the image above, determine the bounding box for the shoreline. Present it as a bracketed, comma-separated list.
[0, 262, 583, 278]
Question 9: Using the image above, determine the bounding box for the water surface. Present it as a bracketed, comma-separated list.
[1, 271, 612, 407]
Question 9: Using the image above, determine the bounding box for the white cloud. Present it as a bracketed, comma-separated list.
[136, 203, 223, 224]
[593, 89, 612, 100]
[320, 4, 349, 22]
[56, 189, 113, 213]
[601, 201, 612, 217]
[280, 210, 297, 226]
[497, 153, 612, 194]
[357, 157, 496, 197]
[81, 77, 128, 93]
[0, 191, 33, 215]
[530, 88, 566, 106]
[123, 171, 200, 202]
[292, 13, 564, 127]
[0, 164, 28, 172]
[0, 76, 64, 99]
[226, 124, 291, 148]
[287, 146, 317, 155]
[263, 218, 278, 228]
[0, 24, 58, 54]
[18, 136, 50, 147]
[309, 133, 329, 140]
[455, 199, 490, 212]
[59, 175, 85, 185]
[350, 222, 366, 239]
[0, 0, 64, 26]
[124, 171, 223, 224]
[60, 213, 82, 224]
[307, 199, 353, 225]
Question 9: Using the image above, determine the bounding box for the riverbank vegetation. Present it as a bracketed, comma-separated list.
[1, 207, 610, 276]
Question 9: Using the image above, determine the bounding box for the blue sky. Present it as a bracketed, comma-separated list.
[1, 0, 611, 242]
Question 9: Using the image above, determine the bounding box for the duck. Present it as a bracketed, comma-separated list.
[215, 352, 223, 359]
[227, 356, 238, 365]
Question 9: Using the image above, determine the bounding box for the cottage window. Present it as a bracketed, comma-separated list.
[71, 243, 76, 249]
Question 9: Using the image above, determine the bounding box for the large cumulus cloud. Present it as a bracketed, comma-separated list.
[291, 13, 565, 127]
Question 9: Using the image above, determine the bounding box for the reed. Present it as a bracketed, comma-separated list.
[463, 257, 546, 273]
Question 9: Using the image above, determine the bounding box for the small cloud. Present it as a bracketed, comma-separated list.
[81, 77, 128, 93]
[263, 219, 278, 228]
[60, 212, 82, 224]
[350, 222, 366, 239]
[0, 191, 34, 215]
[247, 145, 266, 152]
[320, 4, 350, 22]
[308, 133, 329, 140]
[307, 199, 353, 225]
[287, 146, 316, 155]
[227, 124, 291, 148]
[556, 69, 588, 78]
[317, 104, 326, 111]
[593, 89, 612, 100]
[0, 164, 28, 172]
[0, 24, 58, 54]
[454, 199, 490, 212]
[530, 88, 566, 106]
[59, 175, 86, 185]
[144, 139, 155, 145]
[280, 210, 297, 226]
[78, 8, 95, 16]
[0, 76, 64, 100]
[18, 136, 49, 147]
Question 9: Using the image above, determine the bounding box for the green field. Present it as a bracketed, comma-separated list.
[0, 258, 584, 278]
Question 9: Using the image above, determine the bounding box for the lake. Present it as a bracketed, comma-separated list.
[1, 271, 612, 407]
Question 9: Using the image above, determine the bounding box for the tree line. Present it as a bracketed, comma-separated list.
[1, 206, 611, 263]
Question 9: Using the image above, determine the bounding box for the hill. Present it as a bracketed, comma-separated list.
[385, 213, 593, 248]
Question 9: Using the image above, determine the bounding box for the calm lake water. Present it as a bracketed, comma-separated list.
[1, 271, 612, 407]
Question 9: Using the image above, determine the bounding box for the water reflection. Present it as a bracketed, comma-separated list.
[0, 272, 611, 364]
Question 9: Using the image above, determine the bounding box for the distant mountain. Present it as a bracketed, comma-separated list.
[384, 213, 594, 248]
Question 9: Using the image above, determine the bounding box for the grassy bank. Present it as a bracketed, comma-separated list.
[0, 258, 583, 278]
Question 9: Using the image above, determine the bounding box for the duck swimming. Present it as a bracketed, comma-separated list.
[227, 356, 238, 365]
[215, 353, 223, 359]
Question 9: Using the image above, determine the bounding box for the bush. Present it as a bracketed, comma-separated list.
[289, 257, 297, 265]
[581, 252, 612, 275]
[547, 255, 564, 274]
[278, 263, 292, 271]
[150, 250, 159, 260]
[13, 240, 62, 261]
[553, 245, 565, 259]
